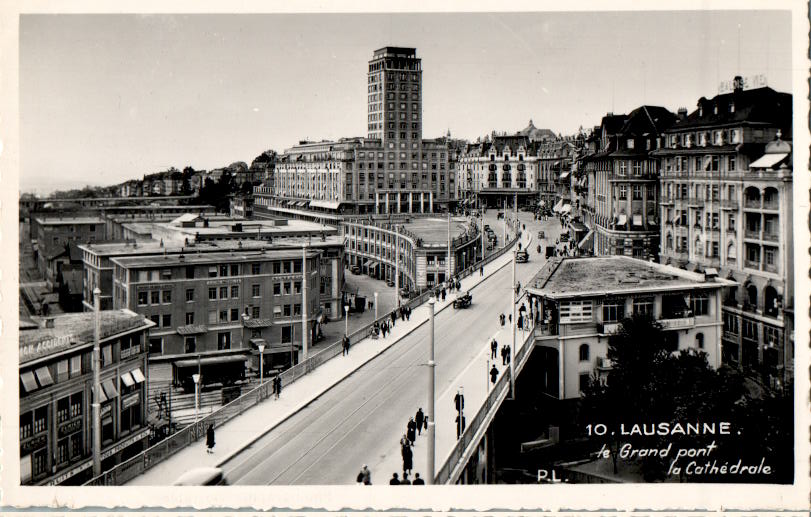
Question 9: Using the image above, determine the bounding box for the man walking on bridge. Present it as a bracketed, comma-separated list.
[490, 364, 499, 384]
[490, 338, 498, 359]
[415, 408, 425, 436]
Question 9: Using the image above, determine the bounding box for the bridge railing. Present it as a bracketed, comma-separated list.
[85, 234, 522, 486]
[434, 299, 534, 485]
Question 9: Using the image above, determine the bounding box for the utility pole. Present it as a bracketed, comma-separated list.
[301, 244, 309, 361]
[480, 208, 485, 261]
[509, 250, 516, 400]
[503, 196, 507, 244]
[514, 192, 518, 236]
[395, 227, 400, 307]
[92, 288, 102, 477]
[374, 291, 379, 321]
[426, 299, 436, 484]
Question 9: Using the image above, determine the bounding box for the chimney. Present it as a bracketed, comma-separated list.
[733, 75, 744, 93]
[677, 107, 688, 120]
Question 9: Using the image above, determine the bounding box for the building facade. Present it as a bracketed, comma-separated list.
[20, 310, 154, 485]
[526, 256, 733, 401]
[583, 106, 675, 261]
[654, 80, 793, 384]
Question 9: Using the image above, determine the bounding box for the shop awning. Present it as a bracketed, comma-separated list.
[34, 366, 54, 388]
[20, 371, 38, 393]
[309, 200, 342, 210]
[749, 153, 788, 169]
[102, 379, 118, 399]
[560, 171, 570, 179]
[633, 214, 643, 226]
[560, 204, 571, 214]
[617, 214, 627, 226]
[244, 318, 273, 329]
[578, 229, 595, 251]
[131, 368, 146, 383]
[174, 355, 248, 369]
[367, 261, 379, 269]
[176, 325, 208, 336]
[120, 372, 135, 387]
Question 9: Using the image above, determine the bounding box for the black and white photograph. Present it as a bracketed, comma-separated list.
[2, 2, 809, 514]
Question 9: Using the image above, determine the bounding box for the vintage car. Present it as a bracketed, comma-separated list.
[537, 230, 545, 239]
[350, 265, 361, 275]
[453, 291, 472, 309]
[173, 467, 228, 486]
[516, 250, 530, 263]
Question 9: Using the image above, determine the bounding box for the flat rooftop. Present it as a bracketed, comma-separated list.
[34, 216, 104, 225]
[402, 217, 472, 245]
[527, 256, 735, 299]
[80, 236, 343, 258]
[111, 248, 320, 268]
[21, 310, 152, 364]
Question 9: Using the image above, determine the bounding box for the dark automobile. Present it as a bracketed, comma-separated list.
[453, 291, 472, 309]
[538, 230, 545, 239]
[399, 287, 412, 299]
[516, 250, 529, 263]
[386, 279, 395, 287]
[350, 265, 361, 275]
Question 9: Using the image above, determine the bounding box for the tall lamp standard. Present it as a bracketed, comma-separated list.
[344, 304, 350, 338]
[509, 249, 516, 400]
[91, 288, 102, 477]
[257, 342, 265, 387]
[426, 298, 436, 484]
[374, 292, 379, 321]
[192, 373, 201, 423]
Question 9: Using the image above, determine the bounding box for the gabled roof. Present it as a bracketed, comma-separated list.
[516, 119, 556, 142]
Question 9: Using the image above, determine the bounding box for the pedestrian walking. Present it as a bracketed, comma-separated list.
[490, 365, 499, 384]
[342, 334, 350, 356]
[274, 376, 282, 399]
[389, 473, 400, 485]
[413, 473, 425, 484]
[401, 472, 412, 485]
[206, 424, 216, 454]
[407, 417, 417, 445]
[480, 265, 484, 277]
[455, 413, 466, 439]
[357, 464, 371, 485]
[415, 408, 425, 435]
[401, 307, 406, 321]
[508, 313, 512, 325]
[423, 415, 428, 432]
[390, 311, 397, 327]
[505, 345, 511, 364]
[500, 313, 505, 327]
[441, 288, 446, 301]
[400, 433, 410, 450]
[490, 338, 498, 359]
[402, 444, 413, 475]
[517, 313, 524, 331]
[456, 280, 461, 290]
[405, 306, 411, 320]
[518, 242, 522, 251]
[501, 345, 507, 365]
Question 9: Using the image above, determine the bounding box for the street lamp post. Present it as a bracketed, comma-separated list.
[447, 213, 452, 284]
[395, 227, 400, 308]
[344, 304, 350, 337]
[258, 343, 265, 387]
[91, 288, 102, 477]
[374, 292, 379, 321]
[192, 373, 201, 423]
[302, 244, 309, 361]
[427, 298, 436, 484]
[509, 250, 516, 400]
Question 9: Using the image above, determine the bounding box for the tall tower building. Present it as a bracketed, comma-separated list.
[367, 47, 422, 148]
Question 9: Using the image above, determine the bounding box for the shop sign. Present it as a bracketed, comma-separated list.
[20, 435, 47, 455]
[46, 459, 93, 485]
[121, 392, 140, 410]
[58, 419, 83, 438]
[100, 428, 149, 461]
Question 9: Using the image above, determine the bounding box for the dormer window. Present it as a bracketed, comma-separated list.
[713, 104, 718, 115]
[729, 102, 735, 113]
[699, 106, 703, 117]
[490, 154, 495, 161]
[627, 139, 634, 149]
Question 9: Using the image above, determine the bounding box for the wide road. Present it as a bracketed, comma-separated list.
[221, 213, 564, 485]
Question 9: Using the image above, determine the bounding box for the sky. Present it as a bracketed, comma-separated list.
[19, 11, 793, 194]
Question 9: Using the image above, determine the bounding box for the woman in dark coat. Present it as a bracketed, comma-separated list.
[206, 424, 215, 454]
[406, 417, 417, 445]
[402, 444, 413, 474]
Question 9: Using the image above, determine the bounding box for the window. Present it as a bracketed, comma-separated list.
[695, 333, 704, 349]
[252, 306, 260, 318]
[149, 337, 163, 355]
[273, 262, 281, 274]
[633, 185, 642, 200]
[185, 289, 194, 302]
[281, 326, 292, 344]
[602, 300, 624, 322]
[273, 283, 281, 296]
[294, 260, 302, 273]
[283, 305, 291, 317]
[579, 344, 590, 361]
[185, 312, 194, 325]
[294, 281, 302, 294]
[742, 319, 758, 341]
[220, 265, 228, 277]
[283, 261, 291, 274]
[219, 286, 228, 299]
[231, 308, 239, 321]
[294, 304, 302, 316]
[186, 266, 195, 279]
[217, 332, 231, 350]
[252, 284, 260, 297]
[208, 287, 217, 300]
[284, 282, 291, 295]
[162, 290, 171, 303]
[579, 373, 591, 394]
[618, 185, 627, 200]
[185, 336, 196, 353]
[231, 285, 239, 298]
[151, 291, 160, 304]
[691, 292, 709, 316]
[219, 310, 228, 323]
[209, 266, 218, 278]
[231, 264, 240, 276]
[138, 292, 148, 305]
[162, 314, 171, 328]
[633, 297, 653, 316]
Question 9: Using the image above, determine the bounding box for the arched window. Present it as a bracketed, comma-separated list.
[746, 284, 758, 307]
[487, 171, 497, 188]
[666, 233, 673, 251]
[763, 187, 779, 209]
[764, 286, 779, 317]
[579, 344, 590, 361]
[727, 241, 736, 261]
[516, 171, 527, 189]
[744, 186, 761, 208]
[695, 332, 704, 349]
[502, 171, 512, 188]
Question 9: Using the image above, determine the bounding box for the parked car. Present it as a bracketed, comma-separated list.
[516, 250, 529, 263]
[174, 467, 228, 486]
[350, 265, 361, 275]
[386, 279, 395, 287]
[537, 231, 545, 239]
[560, 232, 570, 242]
[453, 291, 472, 309]
[399, 287, 411, 299]
[484, 224, 491, 231]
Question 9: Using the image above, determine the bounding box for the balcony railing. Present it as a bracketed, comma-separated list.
[596, 356, 613, 370]
[744, 198, 761, 209]
[599, 322, 621, 334]
[762, 232, 779, 243]
[720, 199, 739, 210]
[744, 229, 761, 240]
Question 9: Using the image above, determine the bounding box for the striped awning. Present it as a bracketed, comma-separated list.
[177, 325, 208, 336]
[244, 318, 273, 329]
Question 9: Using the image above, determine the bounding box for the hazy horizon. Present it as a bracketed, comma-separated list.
[20, 11, 793, 194]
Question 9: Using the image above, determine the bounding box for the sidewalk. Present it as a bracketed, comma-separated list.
[370, 232, 534, 484]
[128, 238, 523, 485]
